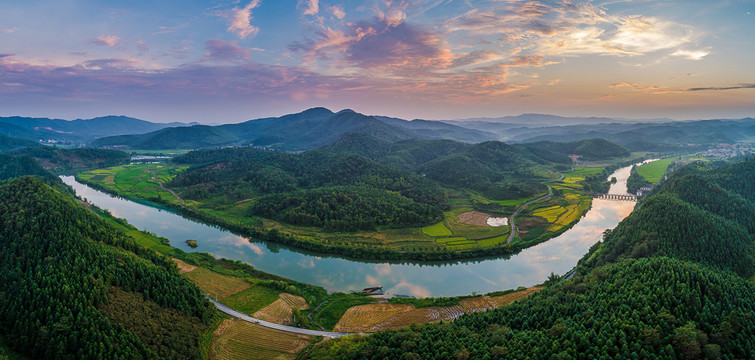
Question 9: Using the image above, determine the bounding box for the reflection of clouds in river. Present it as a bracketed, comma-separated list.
[298, 258, 316, 269]
[461, 265, 498, 286]
[391, 280, 432, 298]
[365, 275, 379, 286]
[218, 234, 265, 255]
[376, 263, 392, 276]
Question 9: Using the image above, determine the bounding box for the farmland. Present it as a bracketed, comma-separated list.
[333, 287, 542, 333]
[210, 319, 315, 360]
[183, 268, 252, 300]
[76, 160, 603, 259]
[76, 164, 188, 206]
[253, 293, 309, 325]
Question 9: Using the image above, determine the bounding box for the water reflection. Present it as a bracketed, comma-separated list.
[61, 167, 637, 297]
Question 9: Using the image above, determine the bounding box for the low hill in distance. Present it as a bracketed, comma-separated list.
[0, 134, 40, 151]
[0, 115, 195, 144]
[9, 147, 129, 173]
[451, 117, 755, 151]
[90, 108, 499, 151]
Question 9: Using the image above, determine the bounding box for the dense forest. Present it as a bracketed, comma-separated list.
[522, 138, 631, 160]
[171, 148, 448, 230]
[304, 157, 755, 359]
[9, 147, 129, 172]
[0, 169, 214, 359]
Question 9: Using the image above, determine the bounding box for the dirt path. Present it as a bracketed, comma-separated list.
[150, 170, 184, 205]
[507, 186, 552, 245]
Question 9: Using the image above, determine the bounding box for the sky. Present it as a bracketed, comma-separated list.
[0, 0, 753, 123]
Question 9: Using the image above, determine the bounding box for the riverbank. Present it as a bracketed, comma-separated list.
[74, 163, 606, 262]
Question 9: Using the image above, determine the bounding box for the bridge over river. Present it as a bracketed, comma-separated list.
[592, 193, 637, 201]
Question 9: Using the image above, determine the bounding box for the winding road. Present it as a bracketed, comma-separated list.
[506, 185, 553, 245]
[150, 170, 184, 205]
[208, 298, 356, 338]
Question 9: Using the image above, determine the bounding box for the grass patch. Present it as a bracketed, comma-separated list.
[421, 221, 452, 236]
[311, 293, 375, 331]
[636, 158, 675, 183]
[220, 285, 283, 315]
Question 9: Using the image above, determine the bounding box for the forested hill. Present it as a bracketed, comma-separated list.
[90, 107, 498, 151]
[8, 147, 129, 172]
[0, 152, 65, 190]
[0, 134, 40, 151]
[0, 115, 192, 143]
[170, 147, 449, 231]
[320, 132, 572, 197]
[304, 157, 755, 360]
[583, 157, 755, 276]
[522, 138, 630, 160]
[0, 176, 214, 359]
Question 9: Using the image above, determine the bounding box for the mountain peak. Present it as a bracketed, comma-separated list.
[336, 109, 356, 114]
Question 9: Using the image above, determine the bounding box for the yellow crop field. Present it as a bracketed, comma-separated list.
[532, 205, 566, 222]
[210, 319, 313, 360]
[253, 293, 309, 325]
[183, 268, 250, 300]
[333, 303, 416, 332]
[334, 287, 543, 333]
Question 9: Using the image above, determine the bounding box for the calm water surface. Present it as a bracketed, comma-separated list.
[61, 164, 638, 297]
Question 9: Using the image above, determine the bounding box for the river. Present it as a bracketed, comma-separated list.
[60, 164, 638, 298]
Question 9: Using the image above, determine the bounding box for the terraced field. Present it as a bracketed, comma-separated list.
[210, 319, 314, 360]
[253, 293, 309, 325]
[333, 287, 543, 332]
[183, 268, 251, 300]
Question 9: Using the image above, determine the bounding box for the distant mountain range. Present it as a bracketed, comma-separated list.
[446, 116, 755, 150]
[90, 108, 499, 151]
[4, 109, 753, 153]
[0, 115, 196, 144]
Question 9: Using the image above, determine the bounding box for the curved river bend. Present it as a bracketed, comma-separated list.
[61, 163, 639, 298]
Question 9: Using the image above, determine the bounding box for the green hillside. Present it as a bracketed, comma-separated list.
[304, 157, 755, 360]
[524, 138, 630, 160]
[0, 134, 39, 151]
[0, 176, 214, 359]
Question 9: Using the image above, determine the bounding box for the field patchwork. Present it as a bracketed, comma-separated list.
[333, 287, 543, 332]
[210, 318, 314, 360]
[253, 293, 309, 325]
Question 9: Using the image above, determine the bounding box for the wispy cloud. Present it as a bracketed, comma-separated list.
[2, 27, 17, 34]
[202, 39, 251, 62]
[226, 0, 262, 39]
[329, 6, 346, 19]
[298, 0, 319, 16]
[93, 35, 121, 47]
[686, 84, 755, 91]
[671, 49, 710, 60]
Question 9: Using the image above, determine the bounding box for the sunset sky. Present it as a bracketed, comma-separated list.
[1, 0, 753, 123]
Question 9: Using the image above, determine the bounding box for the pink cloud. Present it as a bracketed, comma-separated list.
[298, 0, 319, 16]
[202, 39, 251, 62]
[329, 6, 345, 19]
[226, 0, 261, 39]
[93, 35, 121, 47]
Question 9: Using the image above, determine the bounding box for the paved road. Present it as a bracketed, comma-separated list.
[208, 298, 356, 338]
[506, 186, 553, 245]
